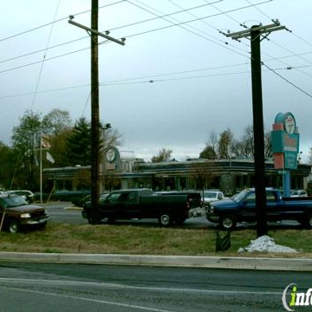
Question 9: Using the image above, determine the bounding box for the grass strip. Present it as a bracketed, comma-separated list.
[0, 222, 311, 257]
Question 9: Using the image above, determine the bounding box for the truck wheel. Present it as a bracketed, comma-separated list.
[220, 215, 236, 230]
[87, 215, 101, 225]
[159, 213, 172, 227]
[8, 220, 20, 233]
[301, 215, 312, 229]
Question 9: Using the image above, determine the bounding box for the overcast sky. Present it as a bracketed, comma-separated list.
[1, 0, 312, 162]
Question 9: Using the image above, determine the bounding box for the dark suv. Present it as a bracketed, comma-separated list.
[0, 194, 49, 233]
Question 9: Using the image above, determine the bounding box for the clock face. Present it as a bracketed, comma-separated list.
[106, 148, 116, 162]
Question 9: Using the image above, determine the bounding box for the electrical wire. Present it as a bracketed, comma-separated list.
[212, 0, 312, 98]
[0, 0, 275, 74]
[167, 0, 250, 57]
[2, 58, 312, 101]
[0, 1, 258, 71]
[243, 0, 312, 77]
[124, 0, 272, 57]
[31, 0, 61, 109]
[0, 62, 250, 99]
[0, 1, 232, 66]
[0, 0, 126, 43]
[0, 1, 238, 66]
[81, 92, 91, 117]
[0, 37, 88, 65]
[0, 46, 91, 74]
[1, 0, 312, 104]
[262, 62, 312, 99]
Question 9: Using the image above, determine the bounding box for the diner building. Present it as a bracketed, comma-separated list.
[43, 146, 311, 196]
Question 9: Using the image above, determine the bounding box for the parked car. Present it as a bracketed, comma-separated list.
[291, 189, 308, 197]
[4, 190, 35, 203]
[202, 190, 225, 204]
[0, 194, 49, 233]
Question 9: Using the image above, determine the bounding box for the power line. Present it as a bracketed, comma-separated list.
[0, 37, 88, 65]
[166, 0, 251, 58]
[31, 0, 61, 110]
[216, 1, 312, 95]
[0, 0, 125, 43]
[0, 2, 224, 66]
[0, 62, 250, 99]
[123, 0, 272, 59]
[262, 62, 312, 99]
[243, 0, 312, 77]
[2, 0, 312, 104]
[3, 59, 312, 101]
[0, 1, 253, 69]
[0, 0, 241, 66]
[0, 1, 274, 74]
[0, 46, 91, 74]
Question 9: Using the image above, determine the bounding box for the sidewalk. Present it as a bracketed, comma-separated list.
[0, 252, 311, 271]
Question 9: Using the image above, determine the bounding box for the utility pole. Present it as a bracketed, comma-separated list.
[90, 0, 100, 224]
[69, 0, 125, 223]
[226, 21, 285, 237]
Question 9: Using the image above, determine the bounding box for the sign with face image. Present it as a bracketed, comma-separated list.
[271, 112, 300, 170]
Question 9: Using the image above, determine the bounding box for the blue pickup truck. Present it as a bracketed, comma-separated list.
[206, 188, 312, 230]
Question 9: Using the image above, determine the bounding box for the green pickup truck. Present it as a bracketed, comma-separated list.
[82, 188, 202, 226]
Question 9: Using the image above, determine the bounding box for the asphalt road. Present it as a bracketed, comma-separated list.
[0, 262, 311, 312]
[45, 202, 86, 225]
[2, 203, 308, 311]
[45, 202, 303, 230]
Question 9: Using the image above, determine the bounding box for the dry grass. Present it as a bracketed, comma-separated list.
[0, 222, 312, 257]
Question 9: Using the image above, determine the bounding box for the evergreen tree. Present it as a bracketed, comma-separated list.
[66, 117, 92, 166]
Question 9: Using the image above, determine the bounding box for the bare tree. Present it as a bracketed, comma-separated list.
[218, 128, 233, 159]
[151, 148, 172, 162]
[190, 161, 217, 189]
[230, 125, 254, 158]
[264, 129, 273, 159]
[201, 126, 272, 160]
[42, 108, 72, 135]
[101, 126, 122, 153]
[200, 131, 218, 159]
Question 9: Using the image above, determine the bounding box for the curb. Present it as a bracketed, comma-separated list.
[0, 252, 311, 271]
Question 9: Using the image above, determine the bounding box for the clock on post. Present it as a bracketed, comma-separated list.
[106, 148, 116, 162]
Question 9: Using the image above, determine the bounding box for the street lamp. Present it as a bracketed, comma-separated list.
[100, 123, 112, 193]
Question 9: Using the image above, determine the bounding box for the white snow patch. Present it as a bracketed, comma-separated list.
[238, 235, 297, 253]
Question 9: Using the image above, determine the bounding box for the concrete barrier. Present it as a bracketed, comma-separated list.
[0, 252, 312, 271]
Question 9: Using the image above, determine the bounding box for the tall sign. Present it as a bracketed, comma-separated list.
[271, 112, 300, 196]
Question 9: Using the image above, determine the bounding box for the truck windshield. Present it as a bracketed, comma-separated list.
[231, 190, 249, 202]
[204, 192, 217, 198]
[2, 196, 28, 208]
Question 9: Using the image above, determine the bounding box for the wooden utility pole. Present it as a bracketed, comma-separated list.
[250, 25, 267, 237]
[90, 0, 100, 223]
[226, 21, 285, 237]
[69, 0, 125, 223]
